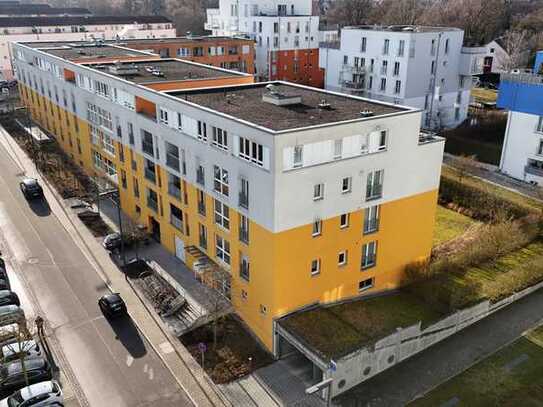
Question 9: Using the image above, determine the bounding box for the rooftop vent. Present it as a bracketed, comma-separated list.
[317, 99, 331, 110]
[109, 62, 139, 76]
[360, 110, 374, 117]
[151, 68, 164, 77]
[262, 84, 302, 106]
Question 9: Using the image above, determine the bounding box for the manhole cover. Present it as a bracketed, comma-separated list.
[27, 257, 39, 264]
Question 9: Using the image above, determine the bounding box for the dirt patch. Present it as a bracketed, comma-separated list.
[181, 314, 274, 384]
[77, 211, 112, 237]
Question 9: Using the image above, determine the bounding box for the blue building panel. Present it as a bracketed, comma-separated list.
[535, 51, 543, 74]
[497, 79, 543, 116]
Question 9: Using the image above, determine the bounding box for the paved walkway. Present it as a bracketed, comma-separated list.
[443, 153, 543, 201]
[335, 288, 543, 406]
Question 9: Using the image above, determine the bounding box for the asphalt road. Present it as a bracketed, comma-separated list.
[0, 142, 192, 406]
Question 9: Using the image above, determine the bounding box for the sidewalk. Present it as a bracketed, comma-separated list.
[0, 126, 226, 407]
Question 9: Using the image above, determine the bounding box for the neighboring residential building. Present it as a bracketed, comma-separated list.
[205, 0, 324, 87]
[497, 52, 543, 185]
[13, 39, 444, 353]
[0, 15, 176, 79]
[319, 25, 486, 129]
[115, 36, 256, 74]
[0, 2, 92, 17]
[482, 39, 509, 74]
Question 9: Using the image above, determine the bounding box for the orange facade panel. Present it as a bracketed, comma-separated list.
[143, 75, 254, 91]
[270, 48, 324, 88]
[135, 96, 156, 120]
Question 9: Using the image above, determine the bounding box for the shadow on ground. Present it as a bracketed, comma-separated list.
[106, 315, 147, 358]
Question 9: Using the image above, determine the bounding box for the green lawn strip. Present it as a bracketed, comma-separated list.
[282, 293, 443, 359]
[442, 166, 542, 213]
[410, 327, 543, 407]
[433, 205, 477, 246]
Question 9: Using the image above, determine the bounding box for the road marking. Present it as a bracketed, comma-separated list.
[126, 355, 134, 367]
[148, 367, 154, 381]
[159, 341, 175, 355]
[143, 363, 148, 373]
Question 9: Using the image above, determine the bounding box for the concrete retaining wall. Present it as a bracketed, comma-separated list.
[329, 280, 543, 397]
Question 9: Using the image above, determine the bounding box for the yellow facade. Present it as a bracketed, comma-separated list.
[19, 82, 439, 352]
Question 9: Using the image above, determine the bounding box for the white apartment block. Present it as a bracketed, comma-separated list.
[0, 15, 175, 79]
[206, 0, 320, 82]
[319, 25, 486, 129]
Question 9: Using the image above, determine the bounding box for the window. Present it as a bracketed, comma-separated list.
[341, 177, 352, 193]
[240, 254, 250, 281]
[393, 61, 400, 76]
[133, 177, 140, 198]
[334, 139, 342, 160]
[141, 130, 154, 157]
[380, 78, 386, 92]
[214, 199, 230, 229]
[383, 39, 390, 55]
[293, 145, 303, 168]
[398, 40, 405, 57]
[128, 122, 134, 145]
[215, 235, 231, 265]
[239, 214, 249, 243]
[310, 259, 320, 276]
[213, 166, 229, 196]
[361, 37, 367, 52]
[338, 251, 347, 266]
[197, 121, 207, 141]
[359, 278, 374, 292]
[366, 170, 384, 200]
[159, 108, 169, 125]
[87, 103, 112, 130]
[313, 183, 324, 200]
[361, 241, 377, 269]
[444, 38, 450, 54]
[381, 60, 388, 75]
[340, 213, 349, 229]
[170, 204, 184, 230]
[239, 136, 264, 167]
[431, 39, 436, 56]
[312, 219, 322, 237]
[168, 173, 182, 199]
[455, 107, 460, 121]
[537, 116, 543, 133]
[212, 127, 228, 151]
[538, 140, 543, 156]
[343, 55, 348, 65]
[364, 205, 380, 234]
[239, 178, 249, 209]
[431, 60, 436, 74]
[198, 223, 208, 249]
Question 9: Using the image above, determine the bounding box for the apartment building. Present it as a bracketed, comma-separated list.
[319, 25, 486, 129]
[497, 54, 543, 185]
[0, 3, 92, 17]
[116, 36, 256, 74]
[13, 40, 444, 352]
[0, 15, 176, 79]
[205, 0, 323, 87]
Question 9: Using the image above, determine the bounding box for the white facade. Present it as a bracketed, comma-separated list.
[482, 39, 509, 74]
[0, 21, 175, 79]
[206, 0, 319, 79]
[500, 111, 543, 185]
[319, 26, 486, 129]
[14, 41, 444, 234]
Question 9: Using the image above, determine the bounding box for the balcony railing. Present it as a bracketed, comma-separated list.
[170, 215, 183, 230]
[239, 228, 249, 244]
[319, 40, 341, 49]
[366, 184, 383, 201]
[343, 81, 364, 90]
[239, 192, 249, 209]
[363, 218, 380, 235]
[525, 164, 543, 177]
[144, 168, 156, 183]
[361, 254, 376, 269]
[168, 183, 181, 199]
[142, 141, 154, 157]
[166, 152, 180, 171]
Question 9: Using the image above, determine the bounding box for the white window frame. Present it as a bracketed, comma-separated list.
[361, 241, 377, 269]
[334, 139, 342, 160]
[364, 205, 380, 234]
[293, 145, 303, 168]
[340, 213, 349, 229]
[313, 183, 324, 200]
[359, 278, 374, 292]
[338, 251, 348, 266]
[215, 235, 231, 265]
[213, 166, 229, 196]
[537, 116, 543, 133]
[214, 199, 230, 230]
[312, 219, 322, 237]
[310, 259, 320, 276]
[212, 127, 228, 151]
[239, 136, 264, 166]
[341, 177, 352, 193]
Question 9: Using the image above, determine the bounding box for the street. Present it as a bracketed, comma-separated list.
[0, 139, 192, 406]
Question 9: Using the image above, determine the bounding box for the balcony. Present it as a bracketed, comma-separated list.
[341, 64, 366, 74]
[239, 192, 249, 209]
[142, 141, 154, 157]
[144, 168, 156, 184]
[319, 41, 340, 49]
[170, 214, 184, 231]
[166, 152, 180, 171]
[366, 184, 383, 201]
[343, 81, 365, 91]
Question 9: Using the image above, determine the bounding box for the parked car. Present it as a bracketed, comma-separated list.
[19, 179, 43, 200]
[98, 293, 127, 318]
[0, 292, 19, 308]
[1, 340, 42, 364]
[0, 306, 24, 326]
[0, 380, 62, 407]
[0, 325, 21, 347]
[102, 233, 134, 251]
[0, 358, 52, 398]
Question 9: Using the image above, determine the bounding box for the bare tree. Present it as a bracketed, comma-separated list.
[325, 0, 375, 26]
[453, 154, 479, 183]
[496, 29, 529, 72]
[372, 0, 429, 26]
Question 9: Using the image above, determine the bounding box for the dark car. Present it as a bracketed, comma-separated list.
[102, 233, 134, 251]
[19, 178, 43, 200]
[0, 291, 19, 307]
[0, 278, 10, 292]
[98, 293, 127, 318]
[0, 357, 52, 398]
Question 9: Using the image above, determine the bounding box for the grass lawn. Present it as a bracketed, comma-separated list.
[433, 205, 477, 246]
[471, 87, 498, 104]
[280, 293, 443, 360]
[410, 325, 543, 406]
[444, 133, 502, 165]
[442, 166, 543, 213]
